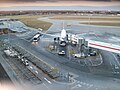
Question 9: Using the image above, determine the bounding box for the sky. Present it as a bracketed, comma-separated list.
[0, 0, 120, 7]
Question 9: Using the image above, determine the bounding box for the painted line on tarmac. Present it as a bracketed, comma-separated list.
[30, 66, 33, 69]
[71, 84, 82, 90]
[111, 53, 120, 66]
[43, 83, 51, 90]
[44, 78, 52, 84]
[35, 71, 39, 74]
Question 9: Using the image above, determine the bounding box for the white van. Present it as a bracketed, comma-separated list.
[73, 53, 85, 58]
[58, 50, 65, 55]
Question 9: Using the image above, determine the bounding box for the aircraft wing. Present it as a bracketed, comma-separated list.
[40, 32, 61, 38]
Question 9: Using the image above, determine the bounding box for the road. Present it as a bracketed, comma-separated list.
[0, 63, 12, 85]
[100, 50, 120, 77]
[2, 34, 119, 90]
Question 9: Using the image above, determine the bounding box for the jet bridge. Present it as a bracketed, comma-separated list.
[87, 40, 120, 54]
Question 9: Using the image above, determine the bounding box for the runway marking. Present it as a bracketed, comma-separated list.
[43, 83, 51, 90]
[109, 62, 113, 67]
[71, 84, 82, 90]
[95, 88, 98, 90]
[89, 84, 93, 87]
[44, 78, 52, 84]
[113, 72, 120, 74]
[82, 82, 86, 85]
[30, 66, 33, 69]
[109, 61, 115, 72]
[111, 53, 120, 66]
[35, 71, 38, 74]
[79, 81, 93, 88]
[86, 83, 90, 86]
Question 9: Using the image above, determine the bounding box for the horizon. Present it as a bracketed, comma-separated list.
[0, 1, 120, 8]
[0, 6, 120, 11]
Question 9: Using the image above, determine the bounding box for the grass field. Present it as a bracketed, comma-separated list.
[81, 22, 120, 26]
[0, 15, 52, 30]
[50, 15, 120, 26]
[19, 17, 52, 30]
[50, 16, 120, 21]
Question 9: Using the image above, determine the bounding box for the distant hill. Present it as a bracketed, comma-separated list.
[0, 6, 120, 11]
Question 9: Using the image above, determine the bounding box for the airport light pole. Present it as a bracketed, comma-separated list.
[68, 45, 71, 60]
[57, 37, 60, 52]
[88, 14, 92, 32]
[8, 24, 10, 43]
[7, 21, 11, 49]
[88, 14, 90, 25]
[54, 38, 56, 50]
